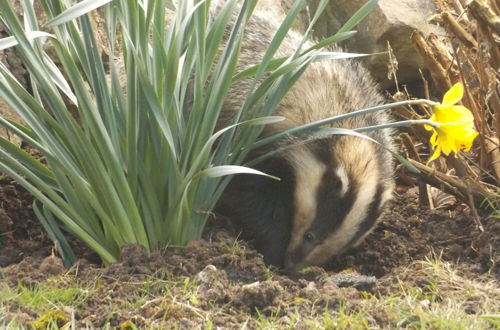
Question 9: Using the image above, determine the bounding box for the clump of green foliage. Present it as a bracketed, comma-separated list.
[0, 0, 378, 265]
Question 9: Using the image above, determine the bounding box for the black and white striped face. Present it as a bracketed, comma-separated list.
[284, 137, 393, 273]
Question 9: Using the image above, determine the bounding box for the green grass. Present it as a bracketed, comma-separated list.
[482, 192, 500, 220]
[1, 256, 498, 328]
[0, 279, 90, 328]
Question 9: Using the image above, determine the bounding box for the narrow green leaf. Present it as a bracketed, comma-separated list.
[252, 100, 415, 149]
[186, 116, 285, 180]
[0, 31, 52, 50]
[0, 159, 117, 263]
[0, 137, 55, 185]
[317, 128, 419, 173]
[33, 201, 77, 268]
[0, 117, 39, 145]
[302, 31, 357, 54]
[481, 315, 500, 327]
[45, 0, 113, 27]
[312, 51, 372, 61]
[200, 165, 279, 180]
[247, 127, 419, 174]
[42, 53, 77, 104]
[232, 57, 288, 82]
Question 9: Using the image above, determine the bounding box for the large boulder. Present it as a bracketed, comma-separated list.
[281, 0, 442, 88]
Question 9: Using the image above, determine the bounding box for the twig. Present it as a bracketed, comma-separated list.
[407, 159, 497, 213]
[386, 41, 399, 91]
[400, 133, 430, 207]
[435, 235, 471, 245]
[412, 31, 452, 93]
[441, 11, 478, 48]
[468, 0, 500, 36]
[434, 235, 472, 245]
[467, 180, 484, 232]
[449, 155, 484, 231]
[485, 137, 500, 180]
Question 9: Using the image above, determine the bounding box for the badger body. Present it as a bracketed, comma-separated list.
[218, 1, 394, 272]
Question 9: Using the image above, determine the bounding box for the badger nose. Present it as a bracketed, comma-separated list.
[284, 253, 300, 274]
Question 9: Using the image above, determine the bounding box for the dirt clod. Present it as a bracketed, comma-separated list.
[234, 280, 283, 312]
[39, 255, 65, 276]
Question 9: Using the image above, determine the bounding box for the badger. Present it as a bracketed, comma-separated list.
[215, 1, 395, 272]
[114, 1, 394, 272]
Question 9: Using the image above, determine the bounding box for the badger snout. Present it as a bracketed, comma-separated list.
[284, 244, 318, 274]
[283, 252, 301, 274]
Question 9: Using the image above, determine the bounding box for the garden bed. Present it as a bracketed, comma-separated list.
[1, 177, 498, 328]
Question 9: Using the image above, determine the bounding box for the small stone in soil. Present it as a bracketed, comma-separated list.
[329, 273, 377, 292]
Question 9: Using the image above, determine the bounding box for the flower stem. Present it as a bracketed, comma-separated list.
[354, 119, 436, 133]
[252, 99, 438, 149]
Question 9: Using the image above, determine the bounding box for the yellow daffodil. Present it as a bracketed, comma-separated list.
[424, 82, 478, 162]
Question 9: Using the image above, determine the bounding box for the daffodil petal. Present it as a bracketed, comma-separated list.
[448, 105, 474, 121]
[429, 145, 442, 162]
[461, 131, 478, 151]
[452, 105, 473, 115]
[441, 139, 453, 155]
[442, 82, 463, 106]
[441, 130, 456, 155]
[432, 105, 473, 124]
[425, 115, 438, 131]
[429, 130, 438, 146]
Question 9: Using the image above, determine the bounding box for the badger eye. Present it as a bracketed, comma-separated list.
[303, 231, 316, 243]
[332, 175, 342, 188]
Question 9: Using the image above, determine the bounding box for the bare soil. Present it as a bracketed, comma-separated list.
[0, 177, 498, 328]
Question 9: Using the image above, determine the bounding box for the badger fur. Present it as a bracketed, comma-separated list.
[216, 1, 394, 272]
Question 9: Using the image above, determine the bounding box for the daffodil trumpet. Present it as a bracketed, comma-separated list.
[424, 82, 479, 161]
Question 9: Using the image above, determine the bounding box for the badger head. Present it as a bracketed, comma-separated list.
[282, 135, 393, 273]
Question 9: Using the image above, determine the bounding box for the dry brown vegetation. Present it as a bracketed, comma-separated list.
[391, 0, 500, 226]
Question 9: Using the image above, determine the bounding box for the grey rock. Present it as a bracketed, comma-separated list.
[330, 273, 377, 292]
[197, 264, 218, 283]
[281, 0, 442, 87]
